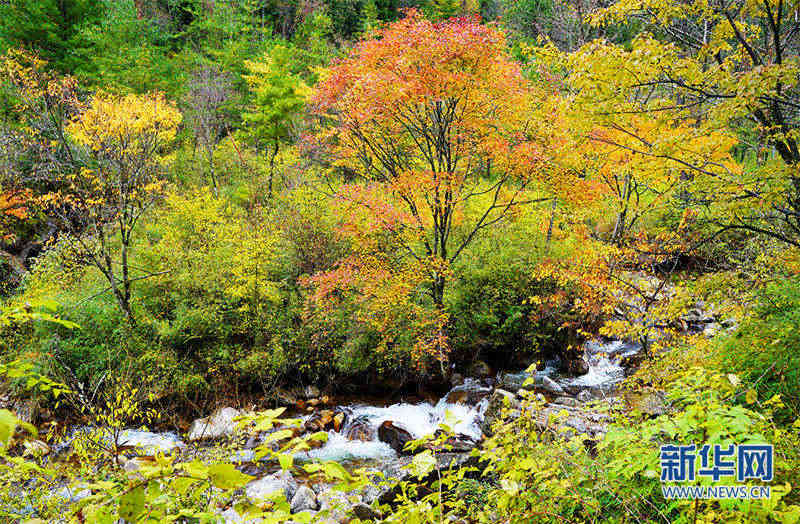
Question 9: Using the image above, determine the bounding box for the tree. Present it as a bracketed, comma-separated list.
[563, 0, 800, 247]
[314, 11, 550, 308]
[0, 0, 103, 72]
[309, 12, 553, 368]
[243, 44, 309, 200]
[0, 51, 181, 324]
[56, 91, 182, 324]
[186, 66, 231, 192]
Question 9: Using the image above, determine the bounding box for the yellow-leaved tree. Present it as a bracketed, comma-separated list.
[50, 92, 181, 324]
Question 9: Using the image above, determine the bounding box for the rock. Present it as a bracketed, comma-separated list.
[123, 456, 150, 472]
[533, 406, 605, 437]
[317, 490, 350, 522]
[540, 376, 565, 395]
[333, 412, 345, 432]
[576, 390, 593, 403]
[377, 421, 413, 454]
[480, 389, 520, 436]
[188, 407, 241, 441]
[443, 379, 492, 405]
[118, 429, 185, 455]
[702, 322, 721, 338]
[12, 398, 38, 425]
[291, 485, 319, 513]
[23, 439, 50, 457]
[626, 390, 668, 416]
[435, 432, 479, 452]
[54, 483, 91, 503]
[218, 507, 246, 524]
[351, 502, 381, 520]
[498, 372, 564, 395]
[497, 371, 530, 391]
[305, 409, 343, 433]
[566, 357, 590, 375]
[303, 385, 321, 399]
[467, 360, 491, 378]
[345, 415, 375, 441]
[552, 396, 582, 407]
[275, 387, 299, 406]
[245, 470, 297, 504]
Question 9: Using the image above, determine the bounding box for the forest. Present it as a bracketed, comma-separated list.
[0, 0, 798, 522]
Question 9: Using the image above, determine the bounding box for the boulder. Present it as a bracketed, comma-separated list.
[540, 376, 566, 395]
[274, 388, 299, 406]
[12, 398, 38, 425]
[290, 485, 319, 513]
[566, 357, 590, 376]
[449, 373, 465, 387]
[245, 470, 298, 504]
[626, 390, 668, 417]
[552, 396, 582, 408]
[303, 385, 321, 399]
[498, 372, 564, 395]
[576, 390, 593, 403]
[377, 421, 414, 454]
[305, 409, 347, 433]
[351, 502, 381, 520]
[480, 389, 520, 436]
[434, 432, 479, 452]
[345, 415, 375, 441]
[443, 380, 492, 405]
[23, 439, 50, 457]
[187, 407, 241, 441]
[467, 360, 491, 378]
[118, 429, 185, 455]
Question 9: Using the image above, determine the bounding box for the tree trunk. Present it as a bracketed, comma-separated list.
[267, 138, 279, 199]
[611, 174, 631, 244]
[545, 198, 557, 253]
[432, 273, 445, 309]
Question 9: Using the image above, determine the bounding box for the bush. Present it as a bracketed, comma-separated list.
[713, 276, 800, 421]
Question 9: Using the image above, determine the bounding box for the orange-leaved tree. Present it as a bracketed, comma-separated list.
[309, 11, 555, 369]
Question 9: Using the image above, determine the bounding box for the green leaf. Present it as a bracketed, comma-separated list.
[118, 485, 145, 521]
[208, 463, 253, 490]
[278, 453, 294, 471]
[408, 450, 436, 480]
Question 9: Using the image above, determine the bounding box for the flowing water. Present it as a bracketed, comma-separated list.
[57, 339, 641, 467]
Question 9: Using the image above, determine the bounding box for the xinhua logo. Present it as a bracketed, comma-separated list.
[659, 444, 773, 500]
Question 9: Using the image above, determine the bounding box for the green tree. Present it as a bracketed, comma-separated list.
[0, 0, 103, 72]
[242, 44, 309, 200]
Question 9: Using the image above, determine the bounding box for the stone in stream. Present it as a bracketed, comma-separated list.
[565, 356, 590, 375]
[290, 485, 319, 513]
[467, 360, 492, 378]
[274, 387, 299, 406]
[432, 431, 479, 452]
[303, 385, 321, 399]
[625, 390, 668, 416]
[344, 415, 375, 441]
[187, 407, 241, 441]
[443, 379, 492, 405]
[352, 502, 382, 520]
[245, 470, 297, 504]
[498, 371, 564, 395]
[480, 389, 520, 437]
[117, 429, 186, 455]
[449, 372, 465, 387]
[576, 390, 593, 403]
[377, 421, 414, 454]
[304, 409, 347, 434]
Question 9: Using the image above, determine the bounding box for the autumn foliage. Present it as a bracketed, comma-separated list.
[306, 12, 558, 370]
